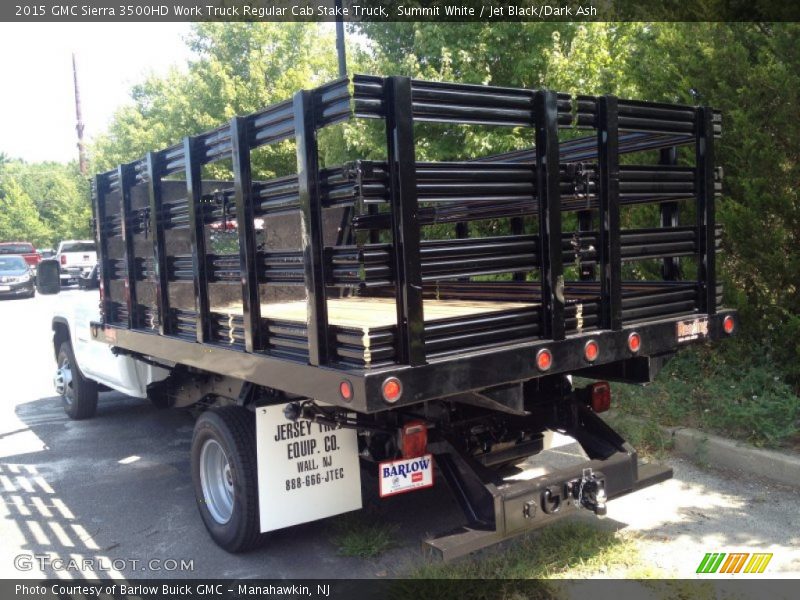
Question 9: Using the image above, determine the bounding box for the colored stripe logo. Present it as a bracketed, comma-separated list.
[696, 552, 773, 574]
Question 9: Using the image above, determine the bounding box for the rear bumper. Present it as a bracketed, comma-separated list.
[0, 281, 34, 297]
[425, 449, 672, 561]
[60, 266, 93, 281]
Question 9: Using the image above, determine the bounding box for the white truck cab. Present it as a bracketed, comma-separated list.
[51, 289, 170, 414]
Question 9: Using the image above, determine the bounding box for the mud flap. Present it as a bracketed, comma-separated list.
[255, 403, 362, 532]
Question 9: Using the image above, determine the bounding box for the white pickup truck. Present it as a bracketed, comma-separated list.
[55, 240, 97, 286]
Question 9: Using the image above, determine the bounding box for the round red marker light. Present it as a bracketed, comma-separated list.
[723, 315, 735, 335]
[536, 349, 553, 372]
[627, 332, 641, 353]
[339, 380, 353, 402]
[382, 377, 403, 403]
[584, 340, 599, 363]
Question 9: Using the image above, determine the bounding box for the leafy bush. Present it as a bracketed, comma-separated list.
[613, 343, 800, 448]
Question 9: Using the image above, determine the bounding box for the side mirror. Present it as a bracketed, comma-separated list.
[36, 259, 61, 295]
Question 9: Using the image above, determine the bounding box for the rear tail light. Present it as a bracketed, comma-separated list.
[723, 315, 735, 335]
[627, 332, 641, 353]
[400, 421, 428, 459]
[584, 340, 599, 363]
[382, 377, 403, 403]
[536, 348, 553, 372]
[590, 382, 611, 413]
[339, 380, 353, 402]
[60, 254, 67, 265]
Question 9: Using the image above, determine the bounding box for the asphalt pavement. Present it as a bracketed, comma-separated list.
[0, 289, 798, 579]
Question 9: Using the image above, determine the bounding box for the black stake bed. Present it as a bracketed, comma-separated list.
[90, 74, 735, 413]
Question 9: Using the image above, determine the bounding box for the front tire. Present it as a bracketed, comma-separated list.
[56, 341, 98, 420]
[191, 406, 264, 552]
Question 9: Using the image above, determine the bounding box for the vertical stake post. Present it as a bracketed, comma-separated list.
[294, 90, 331, 366]
[534, 90, 565, 340]
[597, 96, 622, 331]
[231, 117, 262, 353]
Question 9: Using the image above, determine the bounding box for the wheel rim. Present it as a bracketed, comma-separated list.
[199, 438, 234, 524]
[55, 356, 74, 405]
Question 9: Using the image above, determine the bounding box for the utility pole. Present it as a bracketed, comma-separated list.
[335, 0, 346, 77]
[72, 53, 87, 175]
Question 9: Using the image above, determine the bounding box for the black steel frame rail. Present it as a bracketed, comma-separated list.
[118, 163, 138, 330]
[231, 116, 263, 353]
[696, 107, 716, 315]
[534, 90, 565, 341]
[146, 151, 170, 335]
[184, 135, 210, 344]
[385, 76, 426, 365]
[659, 146, 681, 281]
[597, 96, 623, 331]
[93, 173, 112, 319]
[294, 90, 332, 365]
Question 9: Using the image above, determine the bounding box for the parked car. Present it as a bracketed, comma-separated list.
[55, 240, 97, 286]
[38, 248, 56, 259]
[0, 255, 35, 299]
[0, 242, 41, 276]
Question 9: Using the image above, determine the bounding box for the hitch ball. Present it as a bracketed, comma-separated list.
[574, 469, 608, 518]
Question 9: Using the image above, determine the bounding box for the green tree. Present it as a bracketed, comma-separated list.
[92, 23, 340, 179]
[0, 175, 51, 246]
[2, 161, 92, 243]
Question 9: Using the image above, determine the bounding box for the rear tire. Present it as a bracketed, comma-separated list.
[191, 406, 264, 552]
[56, 341, 98, 420]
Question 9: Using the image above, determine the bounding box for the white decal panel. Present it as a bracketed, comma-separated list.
[379, 454, 435, 498]
[676, 317, 709, 343]
[256, 404, 362, 532]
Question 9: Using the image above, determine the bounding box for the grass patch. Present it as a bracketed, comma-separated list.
[330, 513, 398, 558]
[602, 412, 673, 459]
[611, 343, 799, 449]
[410, 520, 646, 580]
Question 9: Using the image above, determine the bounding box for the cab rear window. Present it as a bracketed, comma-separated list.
[60, 242, 96, 253]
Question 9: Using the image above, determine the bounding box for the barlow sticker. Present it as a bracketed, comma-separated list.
[379, 454, 434, 498]
[676, 317, 709, 343]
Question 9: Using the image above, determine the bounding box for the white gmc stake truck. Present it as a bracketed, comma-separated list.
[43, 74, 737, 560]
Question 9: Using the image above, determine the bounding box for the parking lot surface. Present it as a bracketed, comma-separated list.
[1, 290, 798, 579]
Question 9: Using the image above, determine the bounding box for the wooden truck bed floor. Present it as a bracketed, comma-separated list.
[218, 296, 537, 330]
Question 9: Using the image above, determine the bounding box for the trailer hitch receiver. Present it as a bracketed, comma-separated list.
[570, 468, 607, 518]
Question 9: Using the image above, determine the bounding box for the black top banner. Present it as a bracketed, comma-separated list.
[3, 0, 800, 22]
